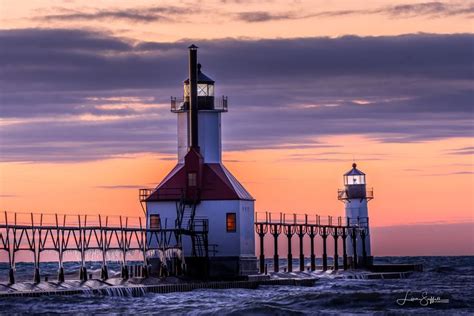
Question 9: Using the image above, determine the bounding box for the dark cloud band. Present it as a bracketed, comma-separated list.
[0, 29, 472, 162]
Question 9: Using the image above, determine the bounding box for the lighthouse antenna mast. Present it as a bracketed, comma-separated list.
[188, 44, 199, 150]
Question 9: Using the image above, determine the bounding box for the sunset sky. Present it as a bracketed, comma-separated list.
[0, 0, 473, 255]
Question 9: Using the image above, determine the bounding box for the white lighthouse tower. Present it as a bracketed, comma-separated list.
[338, 163, 373, 266]
[144, 45, 257, 277]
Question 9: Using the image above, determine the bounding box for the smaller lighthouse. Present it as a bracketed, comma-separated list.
[338, 163, 373, 266]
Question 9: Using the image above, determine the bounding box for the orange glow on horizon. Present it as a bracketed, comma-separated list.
[1, 135, 472, 228]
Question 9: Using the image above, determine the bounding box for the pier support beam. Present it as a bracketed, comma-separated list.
[101, 266, 109, 280]
[308, 226, 316, 271]
[332, 230, 339, 271]
[6, 223, 15, 284]
[361, 229, 368, 267]
[58, 267, 65, 283]
[142, 264, 149, 278]
[78, 216, 87, 281]
[121, 264, 129, 279]
[320, 227, 328, 271]
[297, 225, 306, 272]
[341, 228, 348, 270]
[100, 215, 109, 280]
[270, 224, 281, 272]
[80, 266, 88, 281]
[33, 267, 41, 283]
[9, 268, 15, 285]
[32, 213, 41, 283]
[351, 228, 358, 269]
[55, 214, 64, 283]
[256, 223, 267, 274]
[284, 225, 295, 272]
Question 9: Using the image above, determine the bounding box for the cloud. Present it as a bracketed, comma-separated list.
[33, 2, 474, 26]
[4, 29, 470, 98]
[380, 2, 474, 18]
[0, 115, 176, 162]
[447, 146, 474, 155]
[422, 171, 474, 176]
[236, 11, 296, 22]
[0, 28, 132, 52]
[235, 2, 474, 22]
[0, 29, 473, 162]
[220, 0, 271, 3]
[37, 6, 199, 23]
[279, 152, 386, 162]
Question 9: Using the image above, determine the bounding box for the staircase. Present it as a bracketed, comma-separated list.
[192, 234, 206, 257]
[175, 194, 210, 259]
[177, 203, 196, 230]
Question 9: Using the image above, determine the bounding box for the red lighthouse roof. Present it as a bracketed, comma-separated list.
[146, 163, 254, 202]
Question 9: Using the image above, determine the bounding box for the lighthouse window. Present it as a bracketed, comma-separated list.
[150, 214, 161, 229]
[345, 175, 365, 185]
[226, 213, 236, 232]
[188, 172, 197, 187]
[198, 84, 208, 96]
[184, 84, 190, 97]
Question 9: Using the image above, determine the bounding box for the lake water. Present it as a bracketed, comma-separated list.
[0, 256, 473, 315]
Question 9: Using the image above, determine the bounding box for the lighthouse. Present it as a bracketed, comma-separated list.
[144, 45, 257, 277]
[338, 163, 373, 266]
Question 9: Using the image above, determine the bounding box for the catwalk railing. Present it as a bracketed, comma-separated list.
[0, 212, 195, 284]
[254, 212, 370, 274]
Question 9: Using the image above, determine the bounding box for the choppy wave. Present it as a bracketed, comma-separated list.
[0, 256, 473, 315]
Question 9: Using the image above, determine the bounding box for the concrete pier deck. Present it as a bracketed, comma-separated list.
[0, 274, 316, 298]
[0, 268, 422, 298]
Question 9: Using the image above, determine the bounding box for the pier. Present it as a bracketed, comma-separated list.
[0, 210, 425, 299]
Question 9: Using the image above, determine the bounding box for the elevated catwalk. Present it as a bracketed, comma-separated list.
[0, 211, 421, 288]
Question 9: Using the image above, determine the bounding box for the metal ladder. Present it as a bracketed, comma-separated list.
[176, 192, 198, 230]
[190, 219, 209, 258]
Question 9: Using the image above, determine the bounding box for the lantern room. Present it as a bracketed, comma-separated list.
[338, 163, 373, 201]
[171, 62, 227, 113]
[183, 64, 216, 110]
[344, 163, 366, 186]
